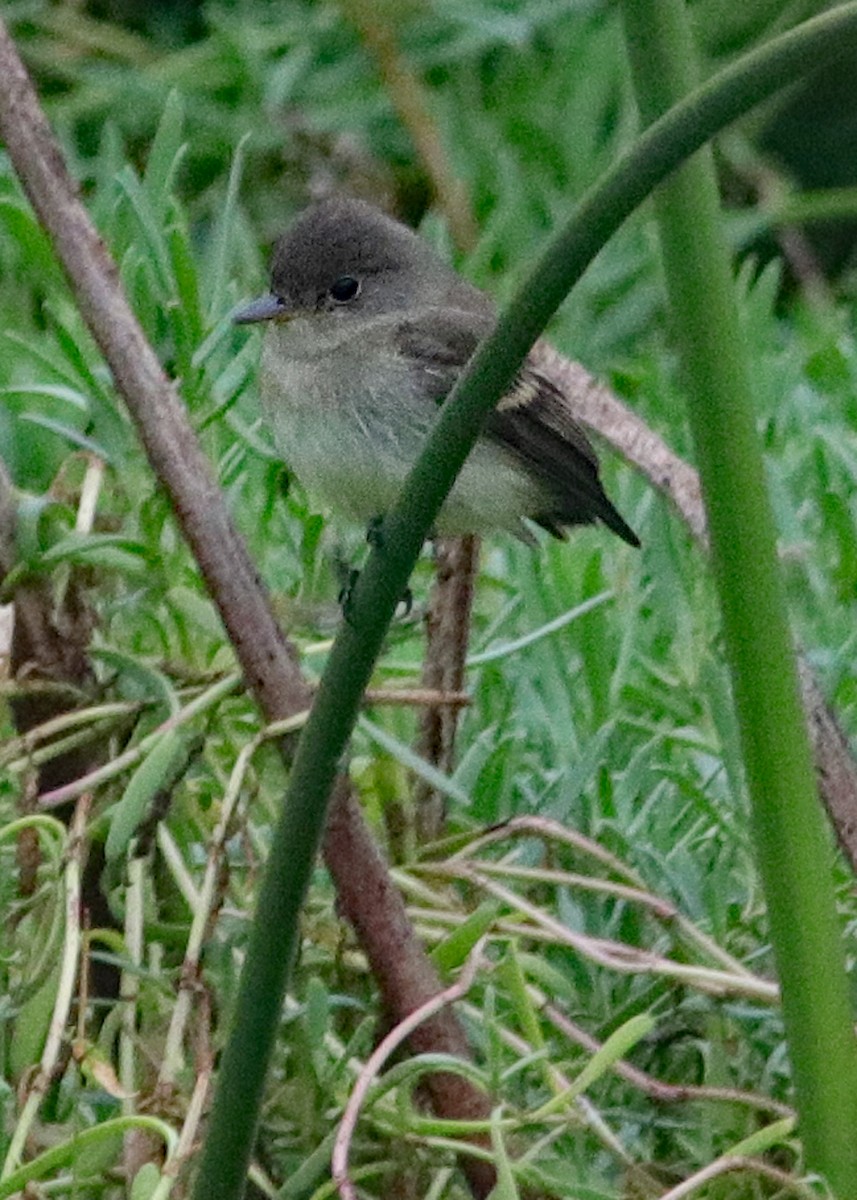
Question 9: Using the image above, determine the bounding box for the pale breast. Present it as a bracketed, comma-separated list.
[260, 322, 544, 534]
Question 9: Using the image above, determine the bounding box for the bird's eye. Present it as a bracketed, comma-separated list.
[329, 276, 361, 303]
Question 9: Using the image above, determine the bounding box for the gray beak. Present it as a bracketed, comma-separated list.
[232, 294, 287, 324]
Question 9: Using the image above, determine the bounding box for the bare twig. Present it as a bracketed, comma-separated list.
[162, 1067, 213, 1191]
[156, 729, 269, 1094]
[541, 1003, 794, 1118]
[657, 1155, 812, 1199]
[445, 814, 756, 977]
[443, 865, 778, 1001]
[332, 938, 487, 1200]
[365, 685, 471, 708]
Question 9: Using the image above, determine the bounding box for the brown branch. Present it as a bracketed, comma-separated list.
[0, 21, 495, 1199]
[414, 535, 479, 842]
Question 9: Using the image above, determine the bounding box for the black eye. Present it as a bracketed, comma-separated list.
[329, 276, 360, 303]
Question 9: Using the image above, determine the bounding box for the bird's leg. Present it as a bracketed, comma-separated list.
[338, 569, 413, 620]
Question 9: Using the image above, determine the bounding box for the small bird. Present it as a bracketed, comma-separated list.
[234, 197, 638, 548]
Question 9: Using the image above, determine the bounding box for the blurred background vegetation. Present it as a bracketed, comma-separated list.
[2, 1, 857, 1197]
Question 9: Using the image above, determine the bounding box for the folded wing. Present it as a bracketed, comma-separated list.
[395, 307, 639, 546]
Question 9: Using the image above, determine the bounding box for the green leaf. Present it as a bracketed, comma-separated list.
[40, 532, 153, 571]
[91, 647, 180, 713]
[8, 965, 60, 1081]
[12, 492, 71, 566]
[206, 132, 250, 322]
[18, 414, 112, 462]
[167, 210, 204, 378]
[130, 1164, 163, 1200]
[357, 716, 472, 807]
[115, 166, 173, 296]
[0, 383, 90, 411]
[431, 902, 499, 973]
[488, 1107, 519, 1200]
[0, 199, 61, 284]
[143, 89, 187, 219]
[105, 729, 188, 862]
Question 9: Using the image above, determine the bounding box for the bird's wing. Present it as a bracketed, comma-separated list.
[395, 304, 492, 401]
[395, 308, 639, 545]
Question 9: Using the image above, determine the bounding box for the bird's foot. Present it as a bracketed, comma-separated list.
[366, 515, 386, 548]
[337, 570, 413, 622]
[337, 568, 360, 619]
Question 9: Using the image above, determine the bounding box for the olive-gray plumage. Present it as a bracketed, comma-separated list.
[235, 197, 638, 546]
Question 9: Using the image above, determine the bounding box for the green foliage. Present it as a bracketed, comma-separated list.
[2, 3, 857, 1199]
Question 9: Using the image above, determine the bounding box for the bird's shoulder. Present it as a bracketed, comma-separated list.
[394, 305, 597, 468]
[394, 301, 494, 380]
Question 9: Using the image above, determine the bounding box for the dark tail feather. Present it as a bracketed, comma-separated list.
[599, 498, 640, 547]
[535, 496, 640, 547]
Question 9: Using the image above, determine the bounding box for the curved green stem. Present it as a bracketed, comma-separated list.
[194, 8, 857, 1200]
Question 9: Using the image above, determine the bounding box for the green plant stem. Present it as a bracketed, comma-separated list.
[193, 8, 857, 1200]
[620, 4, 857, 1193]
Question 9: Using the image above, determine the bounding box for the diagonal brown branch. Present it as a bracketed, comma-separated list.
[0, 21, 496, 1199]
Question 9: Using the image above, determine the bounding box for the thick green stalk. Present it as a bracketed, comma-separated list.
[621, 4, 857, 1192]
[193, 9, 857, 1200]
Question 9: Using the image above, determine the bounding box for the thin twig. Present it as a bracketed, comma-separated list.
[447, 865, 778, 1001]
[414, 535, 480, 843]
[160, 1067, 212, 1191]
[364, 685, 470, 709]
[156, 730, 274, 1093]
[446, 810, 789, 977]
[36, 674, 243, 808]
[332, 937, 487, 1200]
[657, 1156, 812, 1199]
[540, 1003, 794, 1119]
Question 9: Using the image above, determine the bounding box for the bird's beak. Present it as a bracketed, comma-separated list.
[232, 294, 289, 325]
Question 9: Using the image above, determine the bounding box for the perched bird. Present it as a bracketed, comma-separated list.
[234, 197, 638, 547]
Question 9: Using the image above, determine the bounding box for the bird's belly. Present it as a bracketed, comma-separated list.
[261, 341, 540, 534]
